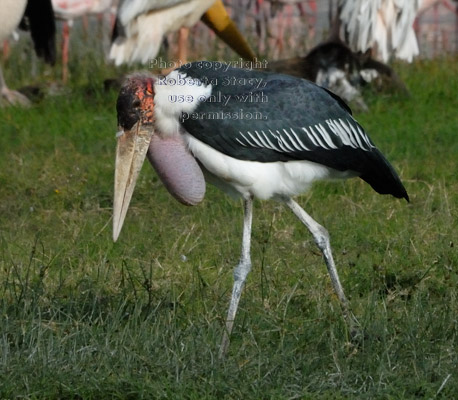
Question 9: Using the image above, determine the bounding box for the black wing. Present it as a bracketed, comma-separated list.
[179, 62, 408, 200]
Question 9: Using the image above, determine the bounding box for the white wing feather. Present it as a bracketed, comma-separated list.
[340, 0, 423, 62]
[118, 0, 190, 25]
[111, 0, 215, 65]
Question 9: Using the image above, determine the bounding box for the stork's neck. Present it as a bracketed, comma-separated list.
[153, 70, 212, 137]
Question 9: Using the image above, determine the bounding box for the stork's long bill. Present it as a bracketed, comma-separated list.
[113, 77, 155, 242]
[113, 72, 207, 241]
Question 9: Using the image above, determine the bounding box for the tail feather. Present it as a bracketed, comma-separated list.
[361, 148, 409, 201]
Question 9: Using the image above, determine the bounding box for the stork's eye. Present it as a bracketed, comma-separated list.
[132, 99, 141, 108]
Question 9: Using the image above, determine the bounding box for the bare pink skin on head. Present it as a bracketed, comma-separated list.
[147, 135, 205, 206]
[116, 74, 206, 206]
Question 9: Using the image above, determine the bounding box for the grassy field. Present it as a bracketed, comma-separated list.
[0, 48, 457, 399]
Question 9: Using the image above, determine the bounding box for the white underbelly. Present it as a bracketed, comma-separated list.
[185, 134, 357, 200]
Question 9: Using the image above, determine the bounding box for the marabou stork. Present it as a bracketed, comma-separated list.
[113, 62, 409, 357]
[0, 0, 55, 105]
[110, 0, 256, 66]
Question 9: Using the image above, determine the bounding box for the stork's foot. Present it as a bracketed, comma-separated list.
[1, 87, 31, 107]
[349, 325, 363, 346]
[345, 309, 362, 342]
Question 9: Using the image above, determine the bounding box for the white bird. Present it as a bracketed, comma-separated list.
[0, 0, 56, 106]
[52, 0, 116, 82]
[340, 0, 423, 62]
[110, 0, 256, 66]
[112, 62, 409, 357]
[52, 0, 114, 20]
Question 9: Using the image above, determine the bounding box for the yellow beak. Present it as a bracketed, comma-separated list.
[202, 0, 257, 62]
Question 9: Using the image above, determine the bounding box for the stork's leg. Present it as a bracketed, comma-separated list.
[285, 198, 357, 326]
[62, 21, 70, 83]
[220, 196, 253, 358]
[2, 40, 10, 61]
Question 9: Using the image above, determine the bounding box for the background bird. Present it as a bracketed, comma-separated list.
[266, 0, 417, 111]
[112, 61, 409, 356]
[52, 0, 116, 82]
[340, 0, 423, 62]
[267, 39, 410, 112]
[110, 0, 256, 66]
[0, 0, 56, 105]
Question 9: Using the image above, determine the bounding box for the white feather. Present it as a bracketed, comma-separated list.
[184, 134, 357, 201]
[118, 0, 189, 25]
[154, 70, 212, 136]
[110, 0, 216, 65]
[340, 0, 422, 62]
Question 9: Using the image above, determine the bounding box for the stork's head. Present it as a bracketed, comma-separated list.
[113, 71, 211, 241]
[117, 75, 155, 130]
[113, 75, 156, 242]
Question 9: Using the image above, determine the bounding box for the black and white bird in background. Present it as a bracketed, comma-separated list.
[113, 62, 409, 357]
[0, 0, 56, 106]
[267, 39, 410, 112]
[266, 0, 425, 111]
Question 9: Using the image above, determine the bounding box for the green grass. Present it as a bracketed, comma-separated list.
[0, 51, 457, 399]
